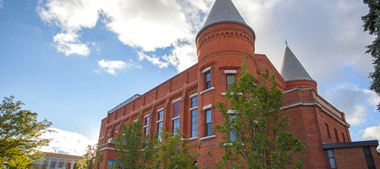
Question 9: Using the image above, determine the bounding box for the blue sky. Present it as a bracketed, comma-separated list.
[0, 0, 379, 154]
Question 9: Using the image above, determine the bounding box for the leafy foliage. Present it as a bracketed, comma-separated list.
[113, 117, 199, 169]
[76, 144, 103, 169]
[0, 96, 52, 168]
[214, 58, 306, 169]
[362, 0, 380, 110]
[113, 116, 158, 169]
[156, 130, 199, 169]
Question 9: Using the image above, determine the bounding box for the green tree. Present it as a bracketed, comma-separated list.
[113, 116, 158, 169]
[76, 144, 103, 169]
[156, 130, 199, 169]
[214, 59, 306, 169]
[0, 96, 52, 168]
[362, 0, 380, 110]
[113, 117, 199, 169]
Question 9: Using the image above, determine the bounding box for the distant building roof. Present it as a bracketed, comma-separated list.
[43, 152, 82, 159]
[280, 46, 314, 82]
[198, 0, 254, 36]
[108, 94, 140, 114]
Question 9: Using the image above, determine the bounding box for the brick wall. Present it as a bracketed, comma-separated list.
[333, 146, 380, 169]
[97, 20, 371, 169]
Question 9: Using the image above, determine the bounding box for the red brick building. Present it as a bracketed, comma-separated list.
[98, 0, 380, 168]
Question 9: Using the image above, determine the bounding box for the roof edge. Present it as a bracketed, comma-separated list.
[196, 21, 255, 40]
[285, 78, 317, 84]
[108, 94, 141, 114]
[322, 140, 379, 149]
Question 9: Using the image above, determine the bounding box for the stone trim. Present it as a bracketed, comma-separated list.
[200, 87, 215, 95]
[157, 107, 164, 112]
[172, 97, 181, 103]
[203, 104, 212, 110]
[224, 70, 237, 74]
[189, 106, 198, 111]
[281, 102, 350, 127]
[202, 66, 211, 73]
[189, 93, 198, 98]
[172, 116, 180, 120]
[200, 135, 216, 141]
[99, 147, 115, 152]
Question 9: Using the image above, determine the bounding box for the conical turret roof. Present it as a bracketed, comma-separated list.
[280, 46, 314, 82]
[198, 0, 254, 35]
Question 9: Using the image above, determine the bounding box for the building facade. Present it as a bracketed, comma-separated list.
[98, 0, 380, 168]
[30, 152, 81, 169]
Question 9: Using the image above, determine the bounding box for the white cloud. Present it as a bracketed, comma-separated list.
[39, 128, 96, 156]
[362, 124, 380, 140]
[236, 0, 373, 83]
[53, 31, 90, 56]
[102, 0, 192, 52]
[362, 124, 380, 152]
[98, 59, 141, 75]
[323, 83, 380, 126]
[138, 52, 168, 69]
[38, 0, 206, 62]
[38, 0, 103, 56]
[0, 0, 3, 8]
[38, 0, 375, 78]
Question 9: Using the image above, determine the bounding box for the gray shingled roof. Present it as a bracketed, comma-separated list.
[199, 0, 254, 35]
[280, 46, 314, 82]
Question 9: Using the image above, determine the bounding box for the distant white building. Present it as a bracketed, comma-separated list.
[31, 152, 81, 169]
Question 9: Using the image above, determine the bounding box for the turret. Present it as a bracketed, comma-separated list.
[280, 45, 317, 92]
[196, 0, 256, 65]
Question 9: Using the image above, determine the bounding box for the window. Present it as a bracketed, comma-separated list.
[173, 100, 181, 135]
[50, 159, 57, 169]
[191, 96, 198, 108]
[229, 115, 237, 142]
[325, 124, 331, 139]
[173, 100, 181, 117]
[205, 71, 211, 89]
[157, 110, 164, 140]
[191, 110, 198, 137]
[363, 146, 376, 169]
[58, 159, 64, 169]
[226, 74, 236, 90]
[42, 158, 49, 168]
[205, 109, 212, 136]
[342, 133, 346, 142]
[326, 149, 337, 169]
[145, 116, 150, 125]
[334, 128, 339, 142]
[107, 159, 117, 169]
[173, 119, 180, 135]
[158, 110, 164, 121]
[144, 116, 149, 135]
[191, 96, 198, 138]
[157, 121, 163, 140]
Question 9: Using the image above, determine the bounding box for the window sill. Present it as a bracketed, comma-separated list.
[221, 92, 242, 96]
[223, 142, 244, 146]
[200, 135, 216, 141]
[223, 143, 232, 146]
[189, 137, 197, 141]
[200, 87, 215, 95]
[189, 106, 198, 111]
